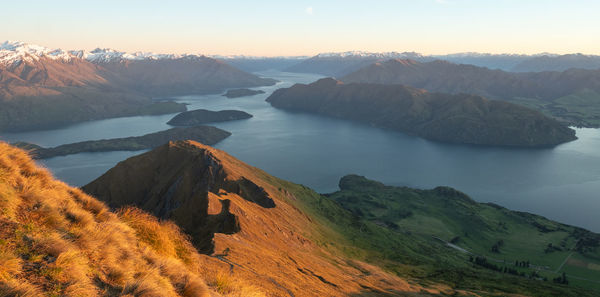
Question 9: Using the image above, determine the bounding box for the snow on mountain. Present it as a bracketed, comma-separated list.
[75, 48, 194, 63]
[0, 40, 74, 65]
[314, 51, 425, 59]
[0, 41, 208, 66]
[210, 54, 309, 60]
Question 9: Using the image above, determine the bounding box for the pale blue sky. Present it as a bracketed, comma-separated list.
[1, 0, 599, 56]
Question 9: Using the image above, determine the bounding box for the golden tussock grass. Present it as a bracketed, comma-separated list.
[0, 142, 215, 296]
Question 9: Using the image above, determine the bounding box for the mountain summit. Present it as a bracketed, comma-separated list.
[82, 140, 426, 296]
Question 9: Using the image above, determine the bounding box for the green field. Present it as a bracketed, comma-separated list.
[510, 89, 600, 128]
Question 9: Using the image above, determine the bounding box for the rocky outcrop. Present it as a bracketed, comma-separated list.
[82, 141, 274, 253]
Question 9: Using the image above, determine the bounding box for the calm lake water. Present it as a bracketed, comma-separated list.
[1, 70, 599, 232]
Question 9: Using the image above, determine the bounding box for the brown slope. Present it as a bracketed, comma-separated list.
[98, 57, 277, 97]
[266, 78, 576, 147]
[0, 56, 186, 132]
[83, 141, 444, 297]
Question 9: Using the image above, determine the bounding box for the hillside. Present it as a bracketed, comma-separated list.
[0, 41, 275, 132]
[0, 142, 275, 297]
[340, 59, 600, 127]
[266, 78, 576, 147]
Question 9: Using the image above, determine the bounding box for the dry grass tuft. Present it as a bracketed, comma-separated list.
[202, 268, 266, 297]
[0, 250, 21, 281]
[0, 279, 43, 297]
[118, 207, 199, 267]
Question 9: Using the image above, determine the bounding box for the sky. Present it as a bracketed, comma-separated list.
[1, 0, 599, 56]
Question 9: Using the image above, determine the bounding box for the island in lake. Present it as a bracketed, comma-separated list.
[13, 126, 230, 159]
[223, 88, 266, 98]
[266, 78, 577, 147]
[167, 109, 253, 126]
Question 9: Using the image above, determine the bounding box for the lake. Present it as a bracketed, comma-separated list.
[1, 70, 599, 232]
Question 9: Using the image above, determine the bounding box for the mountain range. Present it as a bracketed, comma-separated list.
[282, 51, 600, 76]
[340, 59, 600, 127]
[0, 41, 276, 132]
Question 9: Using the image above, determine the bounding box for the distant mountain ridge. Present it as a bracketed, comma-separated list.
[283, 50, 600, 76]
[284, 51, 432, 76]
[340, 58, 600, 127]
[511, 53, 600, 72]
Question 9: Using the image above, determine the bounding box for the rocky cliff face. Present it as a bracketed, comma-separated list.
[266, 78, 576, 147]
[83, 141, 274, 253]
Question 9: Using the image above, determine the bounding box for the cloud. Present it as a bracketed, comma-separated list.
[435, 0, 449, 4]
[305, 6, 314, 15]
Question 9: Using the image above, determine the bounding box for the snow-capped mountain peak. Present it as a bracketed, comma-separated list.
[0, 40, 74, 65]
[0, 41, 208, 66]
[78, 48, 189, 63]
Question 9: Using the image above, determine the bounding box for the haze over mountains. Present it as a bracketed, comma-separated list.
[340, 59, 600, 127]
[0, 41, 275, 132]
[222, 51, 600, 76]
